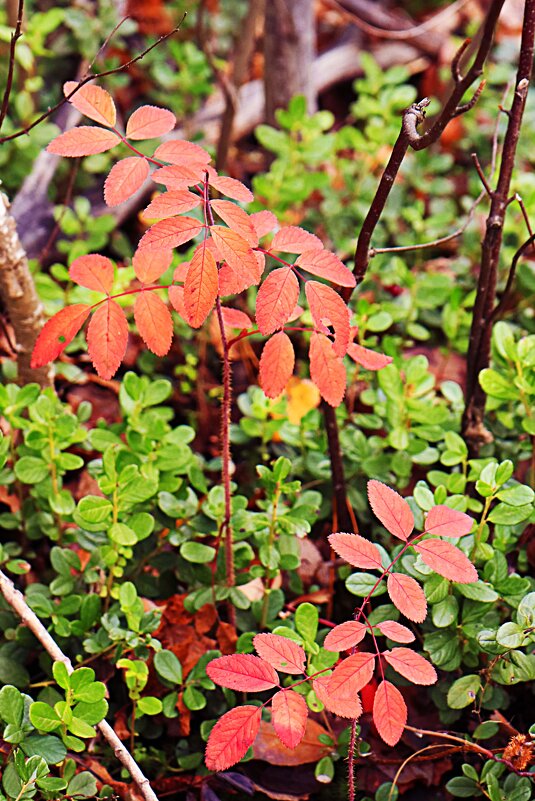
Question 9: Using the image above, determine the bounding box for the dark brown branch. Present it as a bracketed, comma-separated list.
[322, 401, 355, 533]
[463, 1, 535, 452]
[471, 152, 493, 196]
[490, 233, 535, 324]
[0, 0, 24, 131]
[451, 37, 472, 82]
[0, 15, 186, 145]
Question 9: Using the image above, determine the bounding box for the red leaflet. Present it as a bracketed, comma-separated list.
[138, 216, 203, 251]
[168, 285, 186, 318]
[63, 82, 116, 127]
[151, 164, 206, 189]
[296, 249, 356, 288]
[86, 300, 128, 380]
[328, 652, 375, 696]
[253, 633, 306, 675]
[424, 505, 474, 538]
[47, 127, 120, 157]
[309, 333, 346, 407]
[207, 168, 253, 203]
[271, 690, 308, 749]
[367, 480, 414, 541]
[270, 226, 323, 254]
[31, 304, 91, 368]
[383, 648, 437, 686]
[134, 292, 173, 356]
[210, 200, 258, 246]
[328, 532, 383, 570]
[347, 343, 393, 371]
[250, 210, 278, 239]
[376, 620, 415, 644]
[69, 254, 114, 293]
[256, 268, 299, 335]
[104, 157, 150, 206]
[205, 705, 261, 772]
[206, 654, 279, 691]
[313, 674, 362, 719]
[184, 243, 218, 328]
[373, 680, 407, 746]
[323, 621, 367, 652]
[259, 332, 295, 399]
[154, 140, 211, 167]
[220, 307, 252, 329]
[143, 190, 201, 220]
[126, 105, 176, 140]
[210, 226, 260, 294]
[305, 281, 350, 356]
[387, 573, 427, 623]
[132, 248, 173, 284]
[414, 539, 478, 584]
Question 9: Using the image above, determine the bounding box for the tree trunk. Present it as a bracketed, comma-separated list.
[0, 193, 53, 387]
[264, 0, 316, 125]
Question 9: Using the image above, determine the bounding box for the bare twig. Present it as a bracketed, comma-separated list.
[0, 570, 159, 801]
[471, 152, 493, 196]
[0, 0, 24, 131]
[490, 233, 535, 324]
[0, 15, 186, 145]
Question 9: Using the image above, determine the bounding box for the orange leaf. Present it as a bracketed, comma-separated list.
[312, 674, 362, 719]
[328, 532, 383, 570]
[305, 281, 350, 356]
[271, 690, 308, 749]
[328, 652, 375, 696]
[184, 243, 218, 327]
[151, 164, 206, 189]
[104, 157, 149, 206]
[132, 248, 173, 284]
[154, 140, 211, 167]
[271, 226, 322, 254]
[126, 105, 176, 140]
[253, 718, 332, 766]
[253, 633, 305, 675]
[424, 505, 474, 538]
[134, 292, 173, 356]
[296, 249, 356, 287]
[168, 285, 186, 318]
[256, 267, 299, 335]
[250, 210, 278, 239]
[220, 307, 252, 329]
[205, 705, 261, 771]
[69, 254, 114, 293]
[142, 190, 201, 220]
[347, 343, 393, 370]
[210, 226, 260, 294]
[383, 647, 437, 685]
[308, 333, 346, 407]
[207, 167, 253, 202]
[206, 654, 279, 691]
[259, 332, 295, 399]
[47, 127, 120, 157]
[367, 480, 414, 541]
[31, 304, 91, 369]
[414, 539, 478, 583]
[286, 378, 320, 424]
[86, 300, 128, 380]
[139, 216, 203, 251]
[63, 81, 116, 127]
[373, 680, 407, 746]
[210, 200, 258, 246]
[387, 573, 427, 623]
[323, 621, 367, 652]
[376, 620, 415, 644]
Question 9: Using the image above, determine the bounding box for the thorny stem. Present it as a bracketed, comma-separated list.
[0, 570, 160, 801]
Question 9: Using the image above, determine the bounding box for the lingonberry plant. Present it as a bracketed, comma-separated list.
[203, 479, 476, 777]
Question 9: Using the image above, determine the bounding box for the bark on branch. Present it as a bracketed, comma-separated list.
[0, 569, 159, 801]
